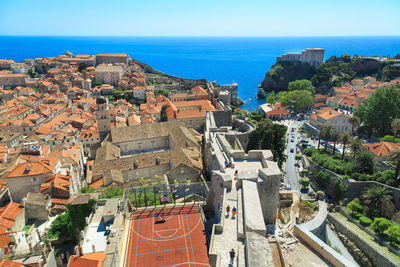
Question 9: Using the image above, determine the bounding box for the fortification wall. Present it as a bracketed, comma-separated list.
[277, 48, 325, 67]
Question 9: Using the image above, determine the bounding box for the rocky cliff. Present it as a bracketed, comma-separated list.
[259, 61, 315, 92]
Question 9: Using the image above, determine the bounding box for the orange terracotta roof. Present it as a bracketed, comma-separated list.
[68, 252, 106, 267]
[0, 259, 22, 267]
[89, 178, 104, 189]
[0, 202, 24, 232]
[266, 109, 290, 115]
[363, 142, 400, 157]
[6, 157, 58, 178]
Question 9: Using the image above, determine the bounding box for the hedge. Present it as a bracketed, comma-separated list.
[359, 216, 372, 226]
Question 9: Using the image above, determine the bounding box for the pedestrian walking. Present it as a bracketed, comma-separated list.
[226, 205, 231, 217]
[229, 249, 235, 265]
[232, 206, 237, 219]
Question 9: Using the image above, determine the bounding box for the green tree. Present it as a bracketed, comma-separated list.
[355, 86, 400, 136]
[362, 185, 395, 218]
[266, 91, 277, 104]
[348, 116, 359, 136]
[389, 148, 400, 183]
[280, 90, 314, 113]
[391, 119, 400, 142]
[340, 132, 351, 159]
[353, 150, 375, 175]
[350, 137, 363, 158]
[160, 105, 168, 122]
[331, 130, 339, 155]
[320, 125, 333, 152]
[288, 79, 315, 94]
[247, 119, 287, 162]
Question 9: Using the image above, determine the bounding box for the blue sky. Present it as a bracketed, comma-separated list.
[0, 0, 399, 36]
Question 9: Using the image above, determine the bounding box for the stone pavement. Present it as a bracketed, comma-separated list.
[212, 178, 245, 267]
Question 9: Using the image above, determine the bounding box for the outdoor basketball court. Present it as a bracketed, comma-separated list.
[125, 205, 210, 267]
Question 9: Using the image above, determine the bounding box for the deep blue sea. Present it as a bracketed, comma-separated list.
[0, 36, 399, 111]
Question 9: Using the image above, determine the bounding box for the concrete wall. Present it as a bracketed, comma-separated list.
[117, 136, 169, 155]
[242, 180, 266, 236]
[245, 232, 273, 267]
[257, 166, 281, 224]
[294, 225, 356, 267]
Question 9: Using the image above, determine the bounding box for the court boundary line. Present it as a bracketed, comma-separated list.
[132, 216, 202, 242]
[180, 214, 191, 266]
[186, 214, 196, 267]
[152, 213, 181, 234]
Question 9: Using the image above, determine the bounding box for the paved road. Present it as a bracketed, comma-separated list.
[285, 120, 302, 191]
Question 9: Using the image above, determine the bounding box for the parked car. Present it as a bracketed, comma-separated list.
[290, 139, 294, 142]
[290, 148, 294, 153]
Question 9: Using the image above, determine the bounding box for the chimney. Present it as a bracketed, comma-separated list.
[92, 244, 96, 253]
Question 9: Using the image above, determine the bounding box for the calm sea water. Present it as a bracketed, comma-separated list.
[0, 36, 399, 111]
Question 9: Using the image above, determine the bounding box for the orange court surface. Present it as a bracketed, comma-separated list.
[125, 205, 210, 267]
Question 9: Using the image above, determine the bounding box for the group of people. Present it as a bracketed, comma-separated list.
[226, 205, 236, 218]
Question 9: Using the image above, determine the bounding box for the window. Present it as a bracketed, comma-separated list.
[31, 177, 38, 182]
[180, 167, 185, 174]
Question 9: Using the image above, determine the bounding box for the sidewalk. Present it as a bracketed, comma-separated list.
[212, 178, 245, 266]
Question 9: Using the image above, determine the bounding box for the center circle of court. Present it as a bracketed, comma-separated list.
[131, 216, 202, 241]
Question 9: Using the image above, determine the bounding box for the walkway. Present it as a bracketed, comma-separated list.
[212, 178, 245, 267]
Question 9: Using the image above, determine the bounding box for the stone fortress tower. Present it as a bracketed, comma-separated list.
[276, 48, 325, 67]
[96, 97, 111, 141]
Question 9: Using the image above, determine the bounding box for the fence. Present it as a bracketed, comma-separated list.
[123, 182, 210, 209]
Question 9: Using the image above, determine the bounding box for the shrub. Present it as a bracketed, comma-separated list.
[302, 200, 315, 210]
[381, 135, 400, 144]
[303, 147, 317, 157]
[300, 177, 310, 188]
[333, 179, 348, 202]
[347, 198, 363, 213]
[384, 224, 400, 245]
[372, 217, 393, 236]
[359, 216, 372, 226]
[314, 171, 331, 189]
[301, 143, 308, 149]
[295, 154, 302, 160]
[351, 212, 362, 220]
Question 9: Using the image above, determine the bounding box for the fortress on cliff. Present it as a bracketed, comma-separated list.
[276, 48, 325, 67]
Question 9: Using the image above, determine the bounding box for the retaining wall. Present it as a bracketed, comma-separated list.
[328, 213, 400, 267]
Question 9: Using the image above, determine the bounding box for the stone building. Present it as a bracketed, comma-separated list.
[220, 83, 238, 105]
[90, 121, 203, 187]
[96, 97, 111, 141]
[95, 65, 123, 86]
[96, 53, 129, 65]
[277, 48, 325, 67]
[0, 73, 28, 87]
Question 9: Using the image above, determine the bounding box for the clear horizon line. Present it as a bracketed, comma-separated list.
[1, 34, 400, 38]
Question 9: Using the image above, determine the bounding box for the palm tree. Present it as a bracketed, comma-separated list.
[350, 137, 363, 158]
[389, 148, 400, 183]
[391, 119, 400, 142]
[362, 185, 395, 218]
[340, 132, 351, 160]
[348, 116, 359, 136]
[331, 130, 339, 156]
[321, 125, 333, 152]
